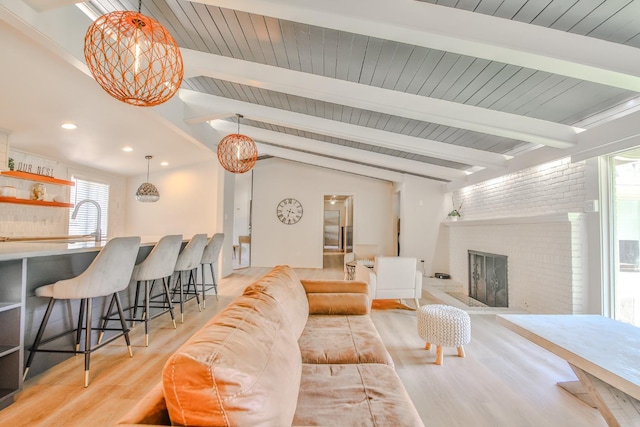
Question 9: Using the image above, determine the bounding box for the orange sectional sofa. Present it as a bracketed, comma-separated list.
[118, 265, 423, 426]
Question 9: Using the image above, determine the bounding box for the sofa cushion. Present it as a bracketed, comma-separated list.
[243, 265, 309, 338]
[162, 288, 302, 427]
[302, 279, 370, 314]
[299, 315, 395, 366]
[294, 363, 424, 427]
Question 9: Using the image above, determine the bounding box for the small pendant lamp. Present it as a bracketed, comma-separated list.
[136, 155, 160, 202]
[84, 0, 183, 107]
[216, 114, 258, 174]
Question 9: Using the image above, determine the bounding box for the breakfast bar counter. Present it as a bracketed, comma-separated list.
[0, 238, 163, 409]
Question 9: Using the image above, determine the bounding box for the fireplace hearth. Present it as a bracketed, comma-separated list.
[468, 250, 508, 307]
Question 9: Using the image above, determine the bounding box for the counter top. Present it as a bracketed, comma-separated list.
[0, 237, 160, 261]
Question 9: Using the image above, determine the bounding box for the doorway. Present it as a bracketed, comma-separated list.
[232, 171, 253, 269]
[323, 195, 353, 269]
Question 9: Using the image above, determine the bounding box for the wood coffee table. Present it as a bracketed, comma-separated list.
[497, 314, 640, 427]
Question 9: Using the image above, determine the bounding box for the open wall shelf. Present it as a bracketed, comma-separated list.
[0, 171, 74, 187]
[0, 197, 73, 208]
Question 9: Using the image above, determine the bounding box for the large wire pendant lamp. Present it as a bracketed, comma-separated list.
[84, 0, 184, 107]
[217, 114, 258, 174]
[136, 155, 160, 202]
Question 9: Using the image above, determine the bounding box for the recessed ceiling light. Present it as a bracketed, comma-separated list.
[122, 147, 133, 152]
[160, 161, 169, 166]
[60, 123, 77, 130]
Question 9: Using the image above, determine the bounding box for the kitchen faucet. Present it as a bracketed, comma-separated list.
[71, 199, 102, 243]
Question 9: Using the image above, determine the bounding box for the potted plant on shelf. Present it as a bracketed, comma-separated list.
[447, 197, 463, 221]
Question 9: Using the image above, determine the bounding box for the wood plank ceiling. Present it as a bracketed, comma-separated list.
[84, 0, 640, 182]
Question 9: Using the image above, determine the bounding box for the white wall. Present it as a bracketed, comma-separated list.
[125, 159, 221, 239]
[398, 175, 449, 276]
[124, 158, 235, 277]
[251, 159, 394, 268]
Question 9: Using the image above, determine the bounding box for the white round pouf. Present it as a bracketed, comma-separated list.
[417, 304, 471, 365]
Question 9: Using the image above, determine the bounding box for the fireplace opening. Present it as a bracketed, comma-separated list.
[468, 250, 508, 307]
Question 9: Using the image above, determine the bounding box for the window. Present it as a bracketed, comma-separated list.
[68, 177, 109, 239]
[608, 149, 640, 326]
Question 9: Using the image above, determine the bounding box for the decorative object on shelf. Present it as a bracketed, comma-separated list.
[216, 114, 258, 174]
[84, 0, 183, 107]
[8, 157, 14, 171]
[447, 196, 464, 221]
[136, 155, 160, 202]
[32, 183, 46, 201]
[276, 198, 303, 225]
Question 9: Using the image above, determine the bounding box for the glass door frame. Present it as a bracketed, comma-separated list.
[600, 156, 615, 319]
[602, 150, 640, 325]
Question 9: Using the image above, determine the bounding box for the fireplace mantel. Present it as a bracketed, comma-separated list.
[442, 213, 584, 227]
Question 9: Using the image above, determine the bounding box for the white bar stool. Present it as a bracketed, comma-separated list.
[172, 234, 207, 322]
[105, 234, 182, 347]
[24, 236, 141, 387]
[199, 233, 224, 307]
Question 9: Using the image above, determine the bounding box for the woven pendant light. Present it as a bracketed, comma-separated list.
[84, 1, 183, 107]
[217, 114, 258, 174]
[136, 156, 160, 202]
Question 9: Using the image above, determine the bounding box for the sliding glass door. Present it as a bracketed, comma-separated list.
[610, 149, 640, 326]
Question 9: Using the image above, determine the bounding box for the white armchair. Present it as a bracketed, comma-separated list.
[343, 244, 380, 280]
[355, 256, 422, 309]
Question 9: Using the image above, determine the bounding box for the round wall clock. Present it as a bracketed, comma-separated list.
[277, 198, 303, 225]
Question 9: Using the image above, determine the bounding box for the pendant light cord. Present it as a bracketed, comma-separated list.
[146, 156, 151, 182]
[138, 0, 142, 13]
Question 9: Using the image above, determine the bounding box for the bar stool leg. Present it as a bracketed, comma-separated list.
[178, 272, 184, 324]
[132, 281, 142, 326]
[84, 298, 92, 387]
[76, 297, 86, 353]
[113, 292, 133, 358]
[97, 295, 116, 345]
[24, 297, 56, 380]
[436, 345, 443, 365]
[200, 264, 206, 309]
[162, 277, 177, 329]
[144, 280, 150, 346]
[189, 269, 202, 311]
[210, 263, 218, 301]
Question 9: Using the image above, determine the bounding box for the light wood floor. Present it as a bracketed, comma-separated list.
[0, 265, 606, 426]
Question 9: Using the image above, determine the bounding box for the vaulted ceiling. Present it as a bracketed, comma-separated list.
[2, 0, 640, 187]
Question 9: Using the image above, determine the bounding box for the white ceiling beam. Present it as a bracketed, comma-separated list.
[23, 0, 79, 12]
[213, 120, 466, 181]
[180, 89, 507, 170]
[182, 49, 579, 149]
[256, 143, 405, 183]
[192, 0, 640, 92]
[449, 109, 640, 190]
[0, 2, 91, 74]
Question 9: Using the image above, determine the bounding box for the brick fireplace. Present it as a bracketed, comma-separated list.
[447, 213, 587, 314]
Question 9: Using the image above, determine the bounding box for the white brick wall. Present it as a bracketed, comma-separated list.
[449, 158, 588, 314]
[453, 158, 586, 219]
